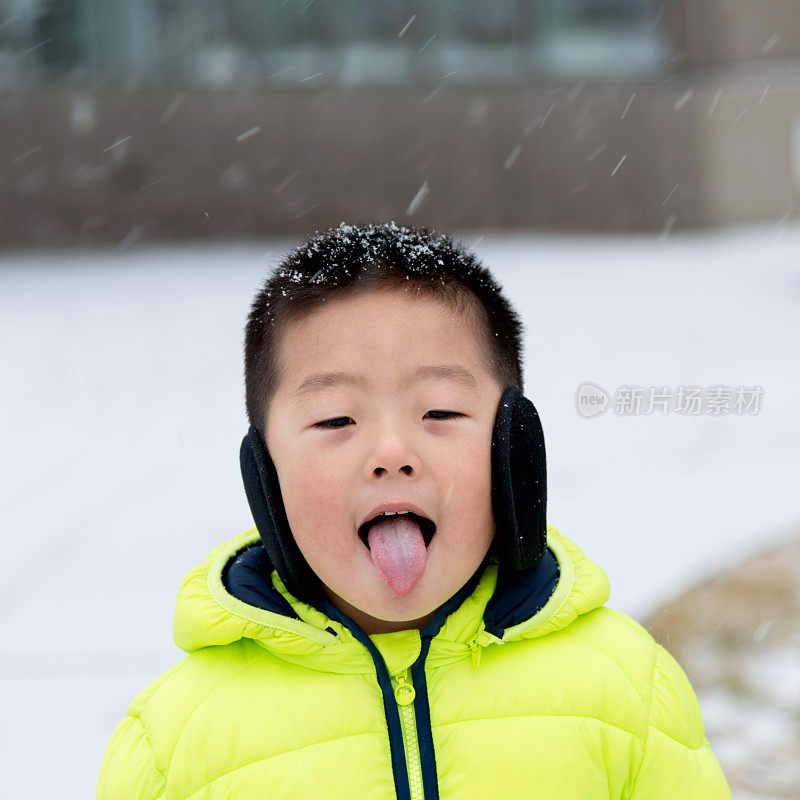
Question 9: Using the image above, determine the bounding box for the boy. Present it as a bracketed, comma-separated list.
[96, 221, 732, 799]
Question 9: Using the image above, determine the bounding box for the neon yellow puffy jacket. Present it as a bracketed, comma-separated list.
[96, 525, 732, 799]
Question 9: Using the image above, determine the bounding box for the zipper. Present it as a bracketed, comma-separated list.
[313, 566, 487, 800]
[393, 669, 424, 800]
[468, 637, 482, 668]
[467, 629, 503, 668]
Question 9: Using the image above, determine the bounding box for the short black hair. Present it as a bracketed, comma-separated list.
[244, 221, 524, 430]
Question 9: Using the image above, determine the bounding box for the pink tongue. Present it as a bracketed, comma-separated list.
[366, 515, 428, 597]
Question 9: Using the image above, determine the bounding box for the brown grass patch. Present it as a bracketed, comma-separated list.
[642, 529, 800, 799]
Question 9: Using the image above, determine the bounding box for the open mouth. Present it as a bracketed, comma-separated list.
[358, 512, 436, 550]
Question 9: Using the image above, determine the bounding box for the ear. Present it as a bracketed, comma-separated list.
[239, 426, 322, 602]
[490, 386, 548, 572]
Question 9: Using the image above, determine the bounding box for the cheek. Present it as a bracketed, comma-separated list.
[307, 471, 346, 513]
[467, 422, 493, 478]
[464, 458, 493, 507]
[282, 438, 337, 500]
[281, 458, 352, 548]
[439, 432, 494, 513]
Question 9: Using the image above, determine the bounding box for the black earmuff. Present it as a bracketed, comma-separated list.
[240, 425, 323, 604]
[239, 385, 547, 605]
[488, 385, 547, 572]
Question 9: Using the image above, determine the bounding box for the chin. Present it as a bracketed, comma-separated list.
[381, 584, 444, 617]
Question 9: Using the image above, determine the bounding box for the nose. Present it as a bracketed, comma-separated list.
[374, 464, 413, 477]
[366, 424, 421, 479]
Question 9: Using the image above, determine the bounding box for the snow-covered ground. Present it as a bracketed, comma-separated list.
[1, 224, 798, 798]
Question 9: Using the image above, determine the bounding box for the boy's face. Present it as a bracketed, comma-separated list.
[264, 286, 503, 634]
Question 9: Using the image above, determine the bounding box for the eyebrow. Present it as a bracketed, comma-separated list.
[292, 363, 479, 404]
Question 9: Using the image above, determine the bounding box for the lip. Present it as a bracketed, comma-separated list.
[359, 501, 435, 530]
[358, 501, 437, 549]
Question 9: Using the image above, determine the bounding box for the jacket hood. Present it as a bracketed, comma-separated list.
[173, 524, 610, 676]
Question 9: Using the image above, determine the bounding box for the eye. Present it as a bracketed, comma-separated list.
[313, 416, 354, 429]
[424, 410, 464, 421]
[313, 411, 463, 429]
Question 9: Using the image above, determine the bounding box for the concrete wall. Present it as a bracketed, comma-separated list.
[2, 66, 799, 246]
[667, 0, 800, 63]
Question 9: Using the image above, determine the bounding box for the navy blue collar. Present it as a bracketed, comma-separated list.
[222, 541, 559, 638]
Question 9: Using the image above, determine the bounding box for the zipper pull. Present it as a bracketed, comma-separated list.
[468, 637, 483, 669]
[394, 669, 416, 706]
